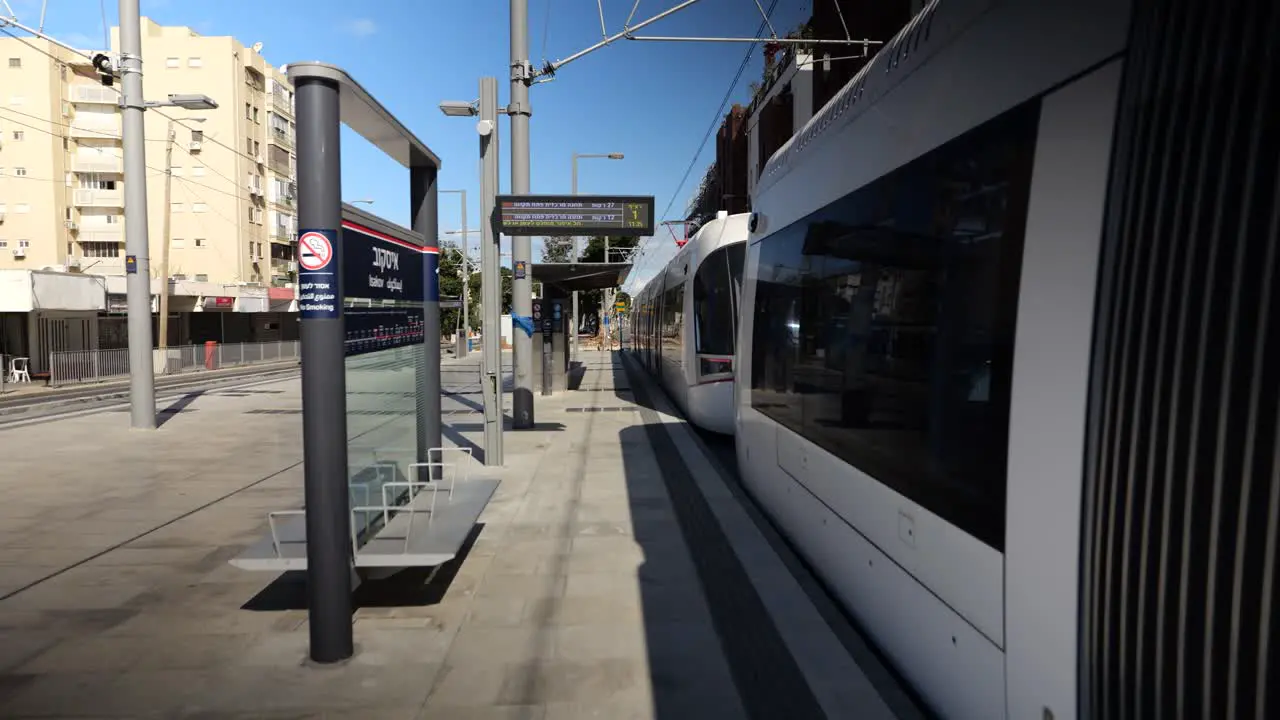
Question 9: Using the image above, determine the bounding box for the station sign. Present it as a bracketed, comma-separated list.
[495, 194, 655, 237]
[339, 220, 427, 357]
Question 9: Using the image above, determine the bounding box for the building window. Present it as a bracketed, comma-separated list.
[192, 203, 208, 213]
[253, 106, 260, 123]
[192, 166, 206, 177]
[105, 214, 119, 224]
[7, 58, 19, 68]
[166, 57, 179, 68]
[81, 241, 120, 258]
[0, 241, 7, 248]
[172, 238, 185, 248]
[187, 57, 202, 68]
[195, 273, 208, 281]
[12, 131, 23, 141]
[253, 140, 260, 155]
[195, 238, 206, 247]
[245, 102, 251, 120]
[191, 129, 203, 144]
[14, 167, 26, 176]
[170, 202, 184, 213]
[18, 240, 30, 248]
[171, 166, 183, 176]
[247, 206, 254, 223]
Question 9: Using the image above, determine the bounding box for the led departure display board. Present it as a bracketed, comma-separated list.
[495, 195, 655, 237]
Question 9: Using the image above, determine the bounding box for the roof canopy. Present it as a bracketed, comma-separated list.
[531, 262, 632, 293]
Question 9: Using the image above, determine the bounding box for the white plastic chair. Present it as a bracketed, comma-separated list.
[9, 357, 30, 383]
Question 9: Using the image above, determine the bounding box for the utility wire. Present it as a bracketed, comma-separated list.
[0, 23, 269, 169]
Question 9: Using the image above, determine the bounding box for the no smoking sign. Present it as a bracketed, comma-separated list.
[298, 231, 334, 271]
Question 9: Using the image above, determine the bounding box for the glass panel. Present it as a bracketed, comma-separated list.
[342, 226, 426, 548]
[693, 244, 739, 358]
[749, 99, 1041, 550]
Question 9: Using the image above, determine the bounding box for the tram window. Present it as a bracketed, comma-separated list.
[661, 275, 685, 368]
[694, 245, 737, 357]
[748, 99, 1040, 551]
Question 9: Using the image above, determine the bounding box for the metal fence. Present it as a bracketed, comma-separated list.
[49, 340, 301, 387]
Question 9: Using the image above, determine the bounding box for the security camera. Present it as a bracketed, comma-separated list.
[748, 212, 763, 235]
[91, 53, 115, 86]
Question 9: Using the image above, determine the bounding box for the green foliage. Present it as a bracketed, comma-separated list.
[541, 236, 574, 263]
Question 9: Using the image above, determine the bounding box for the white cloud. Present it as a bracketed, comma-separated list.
[343, 18, 377, 38]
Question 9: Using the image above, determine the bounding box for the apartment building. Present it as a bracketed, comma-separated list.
[0, 37, 76, 269]
[0, 18, 297, 286]
[0, 21, 299, 374]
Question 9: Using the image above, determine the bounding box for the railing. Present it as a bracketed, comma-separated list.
[49, 340, 301, 387]
[73, 188, 124, 207]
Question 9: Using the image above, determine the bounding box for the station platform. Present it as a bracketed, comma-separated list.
[0, 349, 926, 719]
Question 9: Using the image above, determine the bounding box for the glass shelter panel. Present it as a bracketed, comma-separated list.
[340, 221, 426, 548]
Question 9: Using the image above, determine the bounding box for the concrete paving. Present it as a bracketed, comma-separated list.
[0, 346, 917, 719]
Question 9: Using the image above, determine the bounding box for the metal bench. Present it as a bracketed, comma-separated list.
[229, 446, 497, 573]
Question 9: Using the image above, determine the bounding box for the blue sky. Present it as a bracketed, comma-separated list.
[14, 0, 811, 288]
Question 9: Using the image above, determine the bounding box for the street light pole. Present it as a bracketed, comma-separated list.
[509, 0, 534, 429]
[441, 190, 469, 356]
[569, 151, 624, 358]
[157, 119, 175, 355]
[478, 77, 503, 465]
[119, 0, 156, 428]
[157, 117, 206, 356]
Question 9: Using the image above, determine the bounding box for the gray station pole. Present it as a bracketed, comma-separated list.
[294, 76, 353, 663]
[509, 0, 535, 429]
[118, 0, 156, 429]
[570, 155, 579, 361]
[479, 76, 504, 465]
[460, 190, 470, 355]
[411, 163, 443, 474]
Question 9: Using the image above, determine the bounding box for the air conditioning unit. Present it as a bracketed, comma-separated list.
[64, 220, 78, 231]
[255, 154, 265, 164]
[12, 247, 26, 258]
[66, 256, 81, 269]
[288, 260, 297, 272]
[188, 141, 202, 151]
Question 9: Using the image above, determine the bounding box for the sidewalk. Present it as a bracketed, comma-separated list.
[0, 350, 919, 719]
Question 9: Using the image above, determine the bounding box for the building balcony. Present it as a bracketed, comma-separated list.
[69, 120, 121, 139]
[269, 126, 294, 150]
[78, 228, 124, 243]
[69, 85, 118, 104]
[73, 188, 125, 208]
[78, 255, 127, 275]
[271, 257, 297, 272]
[269, 229, 295, 245]
[70, 156, 124, 174]
[270, 90, 294, 118]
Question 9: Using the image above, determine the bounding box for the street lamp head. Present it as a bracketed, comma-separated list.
[350, 199, 375, 205]
[439, 100, 479, 117]
[167, 94, 218, 110]
[608, 153, 624, 160]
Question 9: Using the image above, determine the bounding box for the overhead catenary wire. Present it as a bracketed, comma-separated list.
[630, 0, 780, 289]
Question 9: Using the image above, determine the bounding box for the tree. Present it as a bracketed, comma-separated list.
[541, 235, 574, 263]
